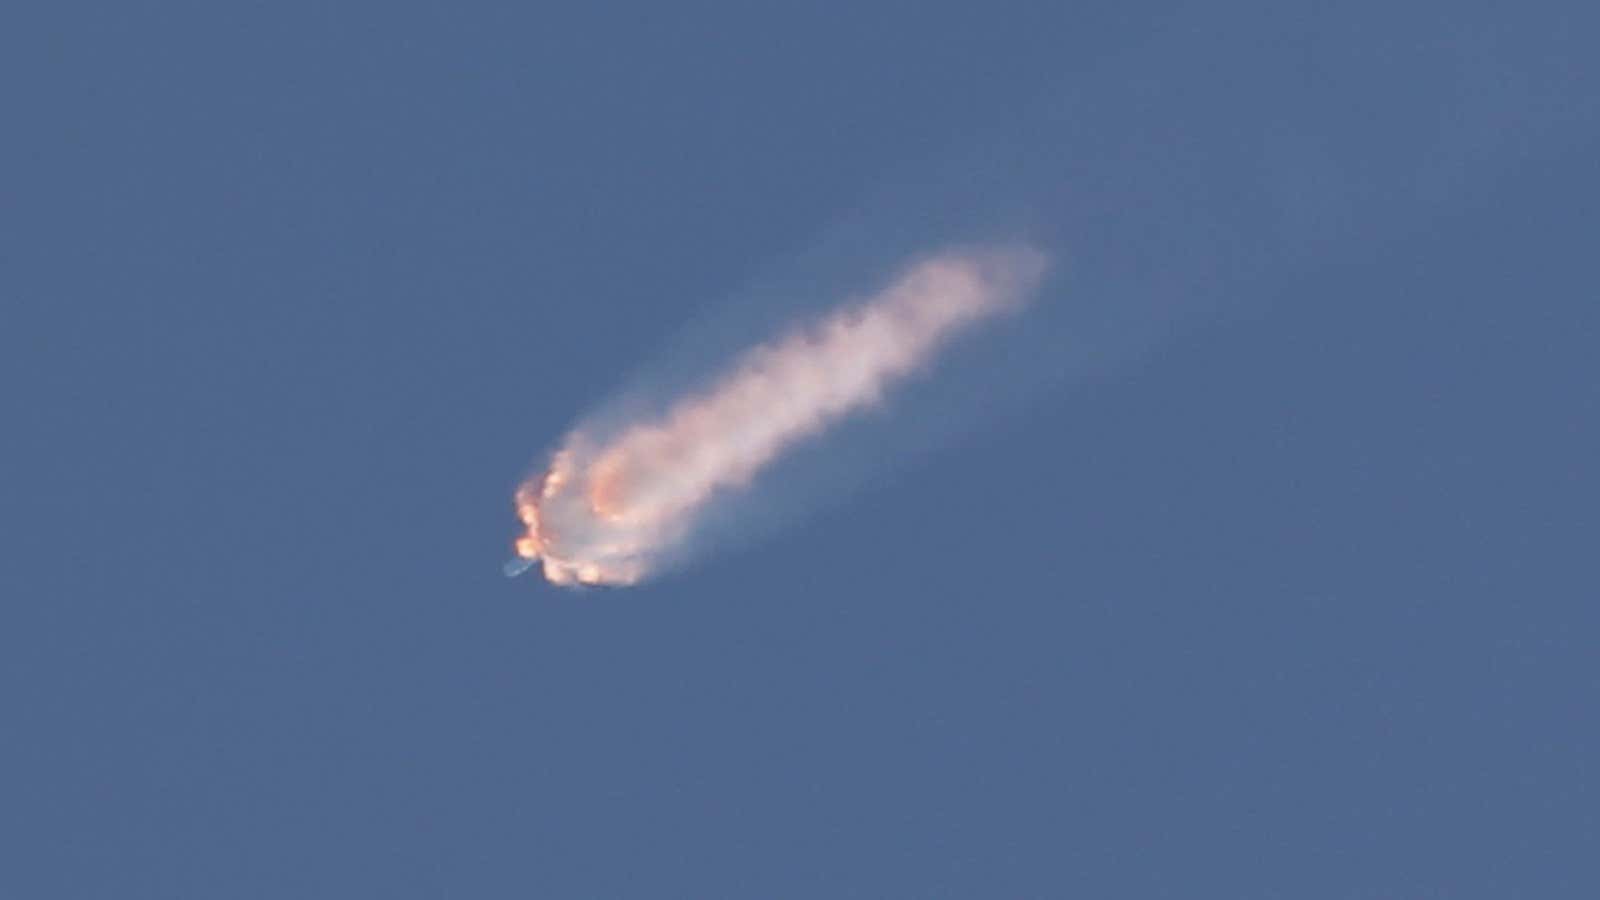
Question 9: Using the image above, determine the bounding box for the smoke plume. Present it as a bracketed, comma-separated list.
[510, 245, 1048, 586]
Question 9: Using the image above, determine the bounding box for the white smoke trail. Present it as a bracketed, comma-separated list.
[510, 244, 1048, 586]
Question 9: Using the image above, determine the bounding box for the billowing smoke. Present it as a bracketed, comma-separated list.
[509, 245, 1048, 586]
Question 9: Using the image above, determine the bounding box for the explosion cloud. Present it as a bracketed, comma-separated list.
[509, 245, 1049, 586]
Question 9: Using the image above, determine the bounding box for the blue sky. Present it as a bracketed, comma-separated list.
[4, 1, 1597, 896]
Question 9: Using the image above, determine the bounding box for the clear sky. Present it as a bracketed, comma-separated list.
[4, 1, 1597, 896]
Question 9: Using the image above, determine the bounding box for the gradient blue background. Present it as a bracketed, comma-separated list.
[4, 2, 1597, 896]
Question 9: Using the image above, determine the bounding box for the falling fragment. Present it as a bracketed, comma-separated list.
[509, 244, 1048, 587]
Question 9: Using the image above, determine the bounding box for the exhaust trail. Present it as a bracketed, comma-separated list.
[508, 244, 1049, 586]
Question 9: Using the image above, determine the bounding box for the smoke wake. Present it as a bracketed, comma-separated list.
[510, 246, 1047, 586]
